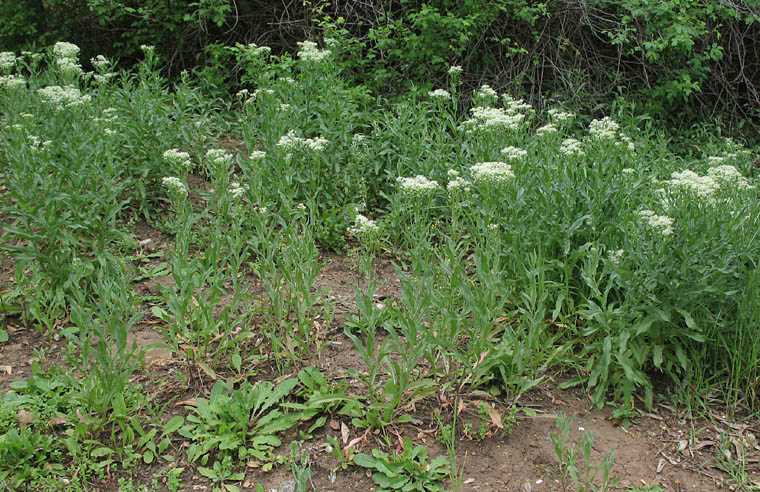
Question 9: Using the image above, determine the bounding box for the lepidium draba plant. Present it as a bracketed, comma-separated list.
[253, 218, 332, 372]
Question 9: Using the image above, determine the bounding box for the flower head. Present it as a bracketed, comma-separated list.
[249, 150, 267, 162]
[461, 106, 524, 133]
[448, 65, 463, 78]
[90, 55, 111, 72]
[428, 88, 451, 101]
[53, 42, 80, 60]
[162, 176, 188, 197]
[536, 123, 558, 136]
[0, 52, 16, 72]
[37, 85, 90, 109]
[396, 175, 440, 196]
[206, 148, 233, 169]
[228, 181, 248, 198]
[297, 41, 331, 62]
[547, 109, 574, 124]
[588, 117, 620, 139]
[469, 161, 515, 184]
[0, 75, 25, 90]
[474, 84, 498, 106]
[500, 146, 527, 161]
[163, 149, 193, 171]
[349, 214, 379, 236]
[638, 209, 674, 236]
[559, 138, 584, 157]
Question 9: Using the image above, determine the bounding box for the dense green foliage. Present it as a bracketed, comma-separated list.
[2, 0, 759, 126]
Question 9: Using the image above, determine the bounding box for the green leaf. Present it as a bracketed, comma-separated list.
[0, 329, 8, 343]
[151, 306, 170, 321]
[163, 416, 184, 435]
[91, 447, 114, 457]
[652, 345, 663, 368]
[231, 353, 242, 372]
[198, 466, 218, 479]
[353, 452, 378, 468]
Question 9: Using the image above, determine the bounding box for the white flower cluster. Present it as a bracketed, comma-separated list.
[446, 169, 470, 193]
[469, 161, 515, 184]
[276, 130, 328, 157]
[253, 88, 274, 100]
[247, 43, 272, 58]
[707, 156, 724, 165]
[474, 84, 498, 106]
[91, 55, 116, 84]
[163, 149, 193, 171]
[297, 41, 331, 62]
[162, 176, 188, 197]
[100, 107, 118, 122]
[587, 116, 635, 151]
[547, 108, 574, 124]
[397, 175, 440, 196]
[666, 170, 720, 199]
[536, 123, 558, 136]
[349, 214, 379, 236]
[708, 164, 753, 190]
[638, 209, 674, 236]
[0, 52, 17, 72]
[619, 135, 635, 152]
[53, 42, 79, 59]
[206, 148, 234, 169]
[588, 116, 619, 139]
[448, 65, 463, 78]
[502, 94, 533, 115]
[90, 55, 110, 71]
[351, 133, 370, 159]
[228, 181, 248, 198]
[460, 106, 524, 133]
[608, 249, 624, 265]
[500, 146, 527, 161]
[665, 164, 753, 201]
[249, 150, 267, 162]
[428, 88, 451, 101]
[37, 85, 91, 109]
[27, 135, 52, 153]
[0, 75, 25, 90]
[53, 41, 83, 78]
[559, 138, 584, 157]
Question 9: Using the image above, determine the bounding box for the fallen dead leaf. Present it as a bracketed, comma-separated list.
[176, 398, 198, 407]
[340, 422, 350, 444]
[17, 409, 33, 428]
[489, 407, 504, 430]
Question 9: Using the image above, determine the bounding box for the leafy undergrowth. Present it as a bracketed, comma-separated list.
[0, 40, 758, 491]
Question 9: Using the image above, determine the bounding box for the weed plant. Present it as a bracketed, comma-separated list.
[0, 35, 758, 489]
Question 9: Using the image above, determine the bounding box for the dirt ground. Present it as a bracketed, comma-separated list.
[0, 223, 758, 492]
